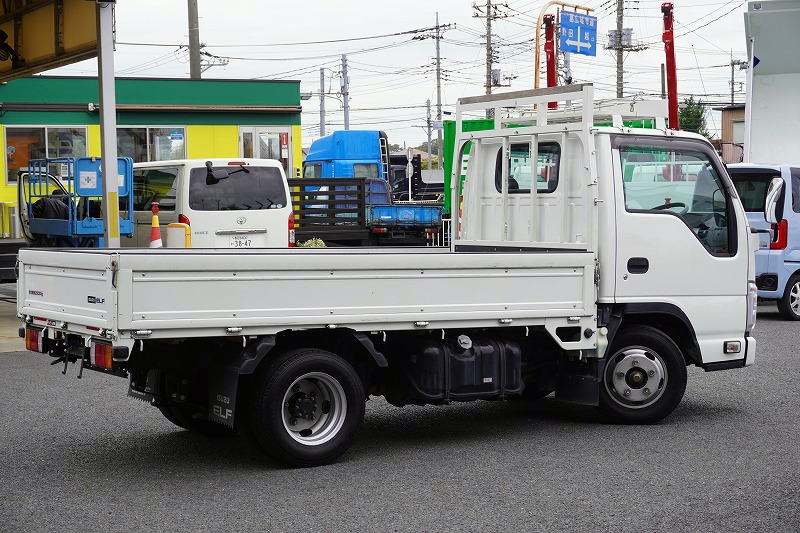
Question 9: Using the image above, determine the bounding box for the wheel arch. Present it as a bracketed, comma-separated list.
[603, 303, 701, 366]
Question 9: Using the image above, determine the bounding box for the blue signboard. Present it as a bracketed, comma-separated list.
[559, 12, 597, 56]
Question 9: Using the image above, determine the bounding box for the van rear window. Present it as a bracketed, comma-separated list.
[189, 166, 286, 211]
[730, 173, 779, 212]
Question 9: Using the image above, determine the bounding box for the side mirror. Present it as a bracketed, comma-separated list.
[764, 177, 784, 225]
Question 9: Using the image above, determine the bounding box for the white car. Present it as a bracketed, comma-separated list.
[126, 158, 293, 248]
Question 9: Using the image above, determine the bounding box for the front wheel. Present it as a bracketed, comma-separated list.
[248, 348, 365, 467]
[777, 274, 800, 321]
[600, 326, 687, 424]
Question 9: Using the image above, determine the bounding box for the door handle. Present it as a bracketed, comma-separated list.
[627, 257, 649, 274]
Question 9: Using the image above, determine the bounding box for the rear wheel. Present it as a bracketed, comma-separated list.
[777, 274, 800, 320]
[248, 348, 365, 467]
[599, 326, 687, 424]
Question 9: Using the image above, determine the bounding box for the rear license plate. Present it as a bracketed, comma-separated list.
[230, 235, 253, 248]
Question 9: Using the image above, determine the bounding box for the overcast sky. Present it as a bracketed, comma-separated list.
[49, 0, 751, 147]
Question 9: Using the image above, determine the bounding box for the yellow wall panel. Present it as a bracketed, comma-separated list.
[291, 125, 303, 179]
[87, 125, 101, 157]
[186, 125, 239, 159]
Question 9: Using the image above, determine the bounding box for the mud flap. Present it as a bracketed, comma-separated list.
[555, 357, 603, 406]
[208, 366, 238, 428]
[207, 336, 277, 427]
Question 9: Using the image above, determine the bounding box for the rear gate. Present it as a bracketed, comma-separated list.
[18, 249, 116, 333]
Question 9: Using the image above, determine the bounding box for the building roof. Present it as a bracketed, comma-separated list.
[713, 103, 746, 112]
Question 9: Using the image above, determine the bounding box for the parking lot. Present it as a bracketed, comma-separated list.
[1, 303, 798, 532]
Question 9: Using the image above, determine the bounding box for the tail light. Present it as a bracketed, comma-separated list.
[288, 212, 296, 247]
[770, 219, 788, 250]
[25, 326, 45, 352]
[178, 213, 190, 226]
[90, 341, 113, 369]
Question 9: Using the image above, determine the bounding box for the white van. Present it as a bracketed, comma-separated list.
[126, 158, 293, 248]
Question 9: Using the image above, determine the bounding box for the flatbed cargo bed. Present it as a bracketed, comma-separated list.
[18, 246, 595, 348]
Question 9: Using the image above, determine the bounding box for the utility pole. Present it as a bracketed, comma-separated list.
[615, 0, 623, 98]
[661, 63, 666, 98]
[187, 0, 201, 79]
[435, 12, 443, 169]
[730, 59, 746, 105]
[603, 1, 646, 98]
[474, 0, 499, 117]
[341, 54, 350, 130]
[426, 99, 433, 169]
[485, 0, 492, 98]
[319, 68, 326, 137]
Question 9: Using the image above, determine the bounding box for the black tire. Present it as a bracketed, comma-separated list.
[158, 405, 236, 436]
[248, 348, 365, 467]
[777, 274, 800, 321]
[599, 325, 687, 424]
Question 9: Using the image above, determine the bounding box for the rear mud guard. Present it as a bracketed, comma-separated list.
[207, 336, 277, 427]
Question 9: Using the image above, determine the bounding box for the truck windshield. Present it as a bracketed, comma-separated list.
[189, 166, 286, 211]
[729, 172, 780, 212]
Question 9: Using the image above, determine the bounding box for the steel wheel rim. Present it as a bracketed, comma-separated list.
[790, 282, 800, 314]
[281, 372, 347, 446]
[604, 346, 668, 409]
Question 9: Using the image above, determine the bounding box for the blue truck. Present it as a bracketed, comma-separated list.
[296, 130, 443, 246]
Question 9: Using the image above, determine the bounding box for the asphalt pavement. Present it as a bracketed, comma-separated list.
[1, 305, 798, 532]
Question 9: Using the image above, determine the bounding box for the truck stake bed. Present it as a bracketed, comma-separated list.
[17, 85, 758, 467]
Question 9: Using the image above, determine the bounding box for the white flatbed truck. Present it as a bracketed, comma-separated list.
[17, 86, 761, 466]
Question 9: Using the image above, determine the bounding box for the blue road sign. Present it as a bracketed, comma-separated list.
[559, 12, 597, 56]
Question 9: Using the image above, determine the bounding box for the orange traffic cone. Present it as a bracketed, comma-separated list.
[149, 202, 163, 248]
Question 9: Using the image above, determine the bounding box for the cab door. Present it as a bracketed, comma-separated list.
[612, 136, 749, 365]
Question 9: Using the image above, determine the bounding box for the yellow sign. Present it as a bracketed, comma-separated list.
[0, 0, 98, 82]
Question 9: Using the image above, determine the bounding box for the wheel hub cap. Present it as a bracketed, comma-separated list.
[606, 348, 667, 408]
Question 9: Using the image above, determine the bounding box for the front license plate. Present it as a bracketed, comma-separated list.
[230, 235, 253, 248]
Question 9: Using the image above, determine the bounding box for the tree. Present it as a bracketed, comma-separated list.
[388, 143, 403, 153]
[679, 96, 711, 138]
[413, 139, 440, 155]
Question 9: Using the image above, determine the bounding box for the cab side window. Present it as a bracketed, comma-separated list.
[132, 168, 179, 211]
[620, 146, 734, 256]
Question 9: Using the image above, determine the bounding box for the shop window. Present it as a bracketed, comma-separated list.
[117, 127, 186, 163]
[5, 126, 87, 183]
